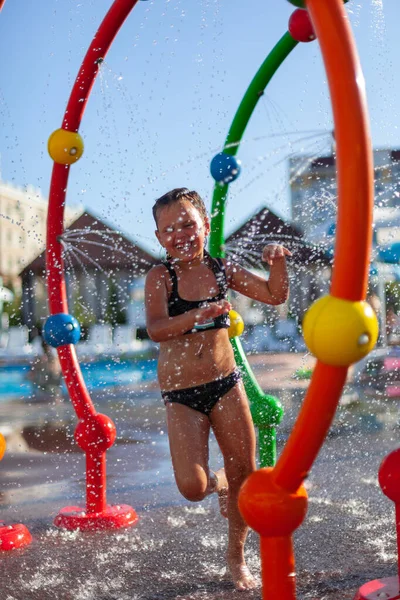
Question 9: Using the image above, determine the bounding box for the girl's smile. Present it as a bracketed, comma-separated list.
[155, 199, 210, 262]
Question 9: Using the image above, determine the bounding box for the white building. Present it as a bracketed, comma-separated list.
[289, 148, 400, 242]
[0, 180, 81, 289]
[290, 148, 400, 347]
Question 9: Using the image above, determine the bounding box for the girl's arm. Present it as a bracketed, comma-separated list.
[225, 244, 291, 306]
[145, 265, 231, 342]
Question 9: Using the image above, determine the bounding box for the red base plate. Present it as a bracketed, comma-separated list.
[54, 504, 138, 531]
[353, 576, 400, 600]
[0, 521, 32, 550]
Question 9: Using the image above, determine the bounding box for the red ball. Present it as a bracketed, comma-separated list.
[74, 413, 117, 453]
[288, 9, 316, 43]
[378, 449, 400, 503]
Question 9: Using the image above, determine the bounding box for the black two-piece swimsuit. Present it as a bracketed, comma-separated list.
[160, 251, 241, 417]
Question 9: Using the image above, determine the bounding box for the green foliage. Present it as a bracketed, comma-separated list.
[72, 295, 97, 327]
[3, 293, 22, 326]
[386, 282, 400, 312]
[105, 279, 127, 326]
[293, 367, 313, 380]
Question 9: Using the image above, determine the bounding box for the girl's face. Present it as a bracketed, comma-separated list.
[155, 199, 209, 262]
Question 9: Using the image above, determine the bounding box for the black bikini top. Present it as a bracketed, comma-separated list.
[162, 251, 230, 334]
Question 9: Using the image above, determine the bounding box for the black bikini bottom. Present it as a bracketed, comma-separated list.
[161, 369, 242, 417]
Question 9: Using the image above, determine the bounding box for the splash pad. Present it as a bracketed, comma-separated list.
[1, 0, 399, 598]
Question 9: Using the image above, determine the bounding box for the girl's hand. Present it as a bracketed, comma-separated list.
[262, 244, 292, 266]
[195, 300, 231, 325]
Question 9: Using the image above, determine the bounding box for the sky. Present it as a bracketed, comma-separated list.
[1, 0, 399, 257]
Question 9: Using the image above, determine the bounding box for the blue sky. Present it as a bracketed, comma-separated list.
[1, 0, 399, 256]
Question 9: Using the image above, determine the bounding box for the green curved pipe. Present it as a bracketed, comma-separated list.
[208, 32, 298, 467]
[209, 32, 298, 258]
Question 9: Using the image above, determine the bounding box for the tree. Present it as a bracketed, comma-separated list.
[105, 278, 126, 326]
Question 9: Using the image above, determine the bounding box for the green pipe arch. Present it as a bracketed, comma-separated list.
[208, 31, 299, 467]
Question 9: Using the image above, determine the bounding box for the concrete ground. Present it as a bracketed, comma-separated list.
[0, 352, 399, 599]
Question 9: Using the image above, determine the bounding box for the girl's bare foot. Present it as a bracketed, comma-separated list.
[227, 554, 258, 591]
[214, 468, 229, 518]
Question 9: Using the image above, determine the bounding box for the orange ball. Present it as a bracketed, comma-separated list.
[0, 432, 6, 461]
[238, 467, 308, 537]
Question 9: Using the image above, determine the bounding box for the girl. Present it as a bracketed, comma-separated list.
[145, 188, 291, 591]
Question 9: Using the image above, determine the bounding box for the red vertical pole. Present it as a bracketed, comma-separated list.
[87, 452, 107, 514]
[260, 537, 296, 600]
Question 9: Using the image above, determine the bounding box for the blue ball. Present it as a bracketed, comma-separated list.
[210, 153, 241, 184]
[43, 313, 81, 347]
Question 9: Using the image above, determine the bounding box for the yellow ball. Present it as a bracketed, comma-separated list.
[228, 310, 244, 338]
[302, 295, 379, 366]
[48, 128, 84, 164]
[0, 432, 6, 461]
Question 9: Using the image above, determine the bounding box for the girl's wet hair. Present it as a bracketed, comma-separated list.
[152, 188, 208, 226]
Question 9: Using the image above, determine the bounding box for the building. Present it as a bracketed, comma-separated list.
[290, 148, 400, 347]
[289, 148, 400, 241]
[21, 211, 157, 336]
[21, 204, 328, 340]
[225, 206, 330, 323]
[0, 180, 80, 289]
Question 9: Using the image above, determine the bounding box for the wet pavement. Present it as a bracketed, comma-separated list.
[0, 352, 399, 599]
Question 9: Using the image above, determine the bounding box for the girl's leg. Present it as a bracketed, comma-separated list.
[166, 402, 219, 502]
[209, 381, 258, 591]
